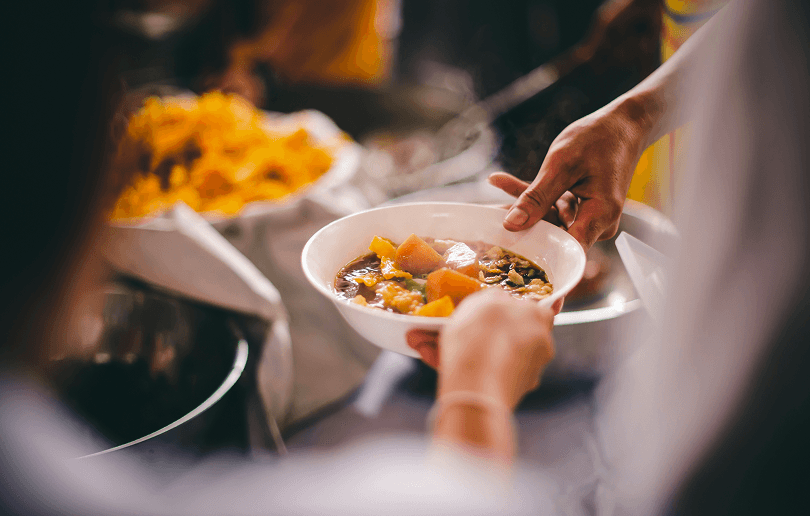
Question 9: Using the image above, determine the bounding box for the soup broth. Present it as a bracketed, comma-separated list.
[334, 234, 552, 317]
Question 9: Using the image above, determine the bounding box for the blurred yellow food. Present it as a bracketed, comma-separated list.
[110, 92, 335, 220]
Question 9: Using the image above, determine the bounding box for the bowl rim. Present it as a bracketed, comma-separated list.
[301, 201, 586, 324]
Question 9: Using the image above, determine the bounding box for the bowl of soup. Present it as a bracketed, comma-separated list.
[301, 202, 586, 357]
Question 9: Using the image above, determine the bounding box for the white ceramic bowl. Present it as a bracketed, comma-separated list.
[301, 202, 586, 357]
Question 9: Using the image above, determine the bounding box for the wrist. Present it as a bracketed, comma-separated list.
[611, 90, 664, 150]
[430, 391, 514, 424]
[438, 363, 514, 409]
[429, 390, 517, 464]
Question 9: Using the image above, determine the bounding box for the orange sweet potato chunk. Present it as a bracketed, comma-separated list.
[426, 268, 482, 305]
[395, 234, 445, 275]
[414, 295, 454, 317]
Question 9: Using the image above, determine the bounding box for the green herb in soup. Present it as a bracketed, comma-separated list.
[334, 234, 553, 317]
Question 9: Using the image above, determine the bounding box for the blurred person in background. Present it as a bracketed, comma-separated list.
[99, 0, 397, 108]
[192, 0, 398, 106]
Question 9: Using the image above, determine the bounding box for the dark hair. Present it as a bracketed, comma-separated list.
[1, 2, 120, 363]
[0, 1, 270, 362]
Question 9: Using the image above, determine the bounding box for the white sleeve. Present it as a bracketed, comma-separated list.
[1, 376, 560, 516]
[594, 1, 810, 514]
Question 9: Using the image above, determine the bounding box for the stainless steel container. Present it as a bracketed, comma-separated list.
[46, 279, 259, 459]
[547, 199, 677, 379]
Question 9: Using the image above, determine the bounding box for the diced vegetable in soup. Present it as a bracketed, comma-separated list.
[334, 234, 553, 317]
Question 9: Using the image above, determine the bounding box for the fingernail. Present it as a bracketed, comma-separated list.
[505, 207, 528, 226]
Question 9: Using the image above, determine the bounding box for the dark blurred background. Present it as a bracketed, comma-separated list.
[98, 0, 661, 183]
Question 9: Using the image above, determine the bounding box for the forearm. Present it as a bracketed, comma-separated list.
[610, 2, 733, 147]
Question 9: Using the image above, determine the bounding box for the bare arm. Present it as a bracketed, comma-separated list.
[624, 1, 731, 147]
[492, 3, 732, 249]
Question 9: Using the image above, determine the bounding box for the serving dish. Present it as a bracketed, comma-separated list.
[547, 200, 677, 377]
[301, 202, 586, 357]
[205, 109, 363, 224]
[110, 92, 362, 226]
